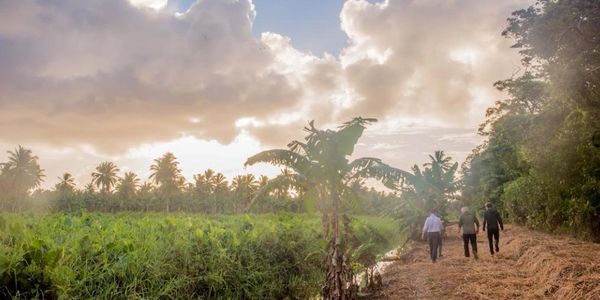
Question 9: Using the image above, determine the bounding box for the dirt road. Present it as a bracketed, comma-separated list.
[374, 225, 600, 300]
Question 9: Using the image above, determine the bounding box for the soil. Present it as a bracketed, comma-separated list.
[373, 225, 600, 300]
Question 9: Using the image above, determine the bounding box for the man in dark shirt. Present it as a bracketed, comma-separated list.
[482, 202, 504, 255]
[458, 206, 479, 259]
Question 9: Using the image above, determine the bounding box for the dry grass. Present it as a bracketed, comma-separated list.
[373, 225, 600, 300]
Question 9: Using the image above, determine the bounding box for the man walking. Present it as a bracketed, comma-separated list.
[458, 206, 479, 259]
[436, 211, 445, 258]
[483, 202, 504, 255]
[422, 209, 444, 263]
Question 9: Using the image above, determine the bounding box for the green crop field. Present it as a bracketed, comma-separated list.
[0, 213, 400, 299]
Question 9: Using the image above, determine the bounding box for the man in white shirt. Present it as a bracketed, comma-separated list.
[421, 209, 444, 263]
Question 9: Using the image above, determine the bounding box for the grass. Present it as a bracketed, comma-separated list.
[0, 212, 400, 299]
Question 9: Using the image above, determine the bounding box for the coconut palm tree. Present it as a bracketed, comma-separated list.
[211, 172, 228, 214]
[84, 183, 95, 194]
[231, 174, 259, 213]
[117, 171, 140, 209]
[249, 168, 304, 212]
[258, 175, 269, 188]
[1, 146, 45, 211]
[395, 152, 459, 239]
[245, 117, 410, 299]
[425, 150, 454, 171]
[138, 182, 155, 211]
[193, 169, 216, 197]
[149, 152, 183, 212]
[91, 161, 120, 193]
[55, 173, 76, 194]
[212, 172, 228, 192]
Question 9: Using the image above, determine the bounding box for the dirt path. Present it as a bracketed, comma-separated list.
[374, 225, 600, 300]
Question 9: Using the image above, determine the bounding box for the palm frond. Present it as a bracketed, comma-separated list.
[244, 149, 311, 173]
[349, 157, 412, 189]
[245, 172, 310, 211]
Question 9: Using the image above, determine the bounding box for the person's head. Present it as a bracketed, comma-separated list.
[485, 202, 493, 210]
[430, 208, 438, 215]
[461, 206, 469, 214]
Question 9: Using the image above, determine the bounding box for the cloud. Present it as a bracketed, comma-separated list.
[0, 0, 300, 152]
[236, 0, 531, 147]
[0, 0, 534, 186]
[338, 0, 529, 125]
[353, 127, 484, 171]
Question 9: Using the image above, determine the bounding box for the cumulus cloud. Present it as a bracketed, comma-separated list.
[338, 0, 529, 125]
[0, 0, 300, 152]
[237, 0, 531, 147]
[0, 0, 533, 178]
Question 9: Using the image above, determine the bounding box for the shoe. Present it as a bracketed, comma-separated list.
[474, 253, 479, 260]
[495, 246, 500, 252]
[439, 254, 443, 258]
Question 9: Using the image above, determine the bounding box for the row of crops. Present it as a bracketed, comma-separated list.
[0, 213, 400, 299]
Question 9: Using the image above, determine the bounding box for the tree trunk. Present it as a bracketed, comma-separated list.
[322, 183, 356, 300]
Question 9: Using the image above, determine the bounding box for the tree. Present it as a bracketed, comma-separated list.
[55, 173, 76, 194]
[91, 162, 120, 193]
[52, 173, 80, 211]
[138, 182, 155, 211]
[231, 174, 259, 213]
[149, 152, 183, 212]
[396, 152, 459, 239]
[211, 172, 228, 214]
[245, 117, 409, 299]
[258, 175, 269, 187]
[0, 146, 45, 211]
[116, 172, 140, 210]
[462, 0, 600, 240]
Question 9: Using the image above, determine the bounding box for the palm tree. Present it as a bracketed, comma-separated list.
[245, 117, 410, 299]
[421, 151, 459, 202]
[149, 152, 183, 212]
[2, 146, 45, 211]
[53, 173, 77, 211]
[91, 161, 120, 193]
[396, 152, 459, 239]
[231, 174, 259, 213]
[258, 175, 269, 188]
[84, 183, 95, 194]
[425, 150, 454, 171]
[250, 168, 303, 211]
[211, 172, 228, 214]
[212, 172, 228, 192]
[138, 182, 154, 211]
[193, 169, 216, 197]
[55, 173, 76, 194]
[117, 171, 140, 209]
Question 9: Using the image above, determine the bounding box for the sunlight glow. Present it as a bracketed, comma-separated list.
[128, 0, 168, 10]
[449, 48, 479, 65]
[124, 133, 280, 181]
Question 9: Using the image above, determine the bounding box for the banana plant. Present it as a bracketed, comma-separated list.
[245, 117, 410, 300]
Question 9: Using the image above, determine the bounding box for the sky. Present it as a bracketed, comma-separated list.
[0, 0, 533, 189]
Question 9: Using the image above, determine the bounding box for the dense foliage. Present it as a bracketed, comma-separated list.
[0, 213, 399, 299]
[0, 153, 398, 217]
[461, 0, 600, 240]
